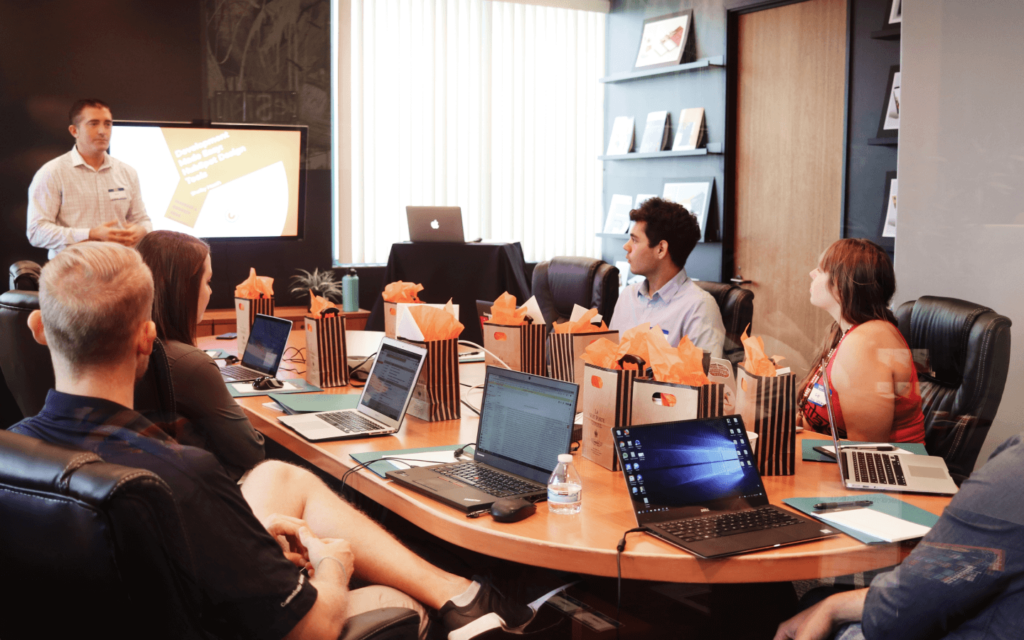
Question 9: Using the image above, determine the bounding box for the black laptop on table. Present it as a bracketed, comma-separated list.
[220, 314, 293, 382]
[387, 366, 579, 513]
[614, 416, 837, 559]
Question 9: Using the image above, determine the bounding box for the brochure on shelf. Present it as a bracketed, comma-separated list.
[672, 108, 706, 151]
[638, 110, 671, 153]
[606, 116, 635, 155]
[603, 194, 634, 234]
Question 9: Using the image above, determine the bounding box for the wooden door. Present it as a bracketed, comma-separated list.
[733, 0, 846, 376]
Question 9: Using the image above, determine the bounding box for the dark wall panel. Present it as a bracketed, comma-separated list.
[0, 1, 334, 309]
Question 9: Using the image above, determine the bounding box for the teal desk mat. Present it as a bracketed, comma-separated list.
[351, 445, 475, 479]
[227, 378, 322, 397]
[784, 493, 940, 544]
[802, 439, 928, 462]
[269, 393, 360, 414]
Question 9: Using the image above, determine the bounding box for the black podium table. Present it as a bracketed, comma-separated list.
[366, 242, 531, 345]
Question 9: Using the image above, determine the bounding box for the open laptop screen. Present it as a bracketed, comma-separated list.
[359, 340, 424, 421]
[614, 417, 768, 523]
[240, 314, 293, 375]
[475, 367, 578, 484]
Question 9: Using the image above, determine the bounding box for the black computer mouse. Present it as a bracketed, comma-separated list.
[490, 497, 536, 523]
[252, 376, 284, 391]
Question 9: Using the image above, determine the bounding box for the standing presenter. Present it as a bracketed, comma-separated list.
[26, 99, 151, 258]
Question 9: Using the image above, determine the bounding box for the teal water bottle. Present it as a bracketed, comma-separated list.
[342, 268, 359, 312]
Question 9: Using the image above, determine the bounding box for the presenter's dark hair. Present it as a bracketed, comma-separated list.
[629, 197, 701, 269]
[69, 99, 111, 125]
[136, 230, 210, 346]
[798, 238, 898, 403]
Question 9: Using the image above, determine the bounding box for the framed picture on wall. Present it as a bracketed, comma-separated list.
[880, 171, 898, 238]
[888, 0, 902, 25]
[633, 10, 695, 71]
[876, 65, 900, 139]
[661, 177, 714, 242]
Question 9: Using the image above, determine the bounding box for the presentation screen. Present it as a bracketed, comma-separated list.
[110, 122, 307, 239]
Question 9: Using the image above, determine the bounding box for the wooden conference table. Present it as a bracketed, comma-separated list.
[198, 329, 951, 585]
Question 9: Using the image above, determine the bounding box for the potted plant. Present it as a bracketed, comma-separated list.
[290, 268, 344, 311]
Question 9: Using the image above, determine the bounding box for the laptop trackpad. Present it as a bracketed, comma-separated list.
[907, 465, 948, 479]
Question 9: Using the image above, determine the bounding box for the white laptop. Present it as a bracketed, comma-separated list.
[279, 338, 427, 441]
[821, 368, 958, 495]
[406, 206, 465, 243]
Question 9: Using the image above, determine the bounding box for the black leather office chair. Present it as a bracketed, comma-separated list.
[0, 290, 52, 421]
[694, 281, 754, 366]
[8, 260, 41, 292]
[0, 289, 175, 424]
[895, 296, 1012, 484]
[532, 257, 619, 329]
[0, 429, 420, 640]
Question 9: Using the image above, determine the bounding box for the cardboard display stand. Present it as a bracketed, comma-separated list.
[483, 322, 547, 376]
[235, 296, 274, 355]
[581, 363, 638, 471]
[735, 366, 797, 476]
[304, 313, 349, 389]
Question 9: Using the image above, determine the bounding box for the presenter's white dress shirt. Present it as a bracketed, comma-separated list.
[26, 146, 152, 258]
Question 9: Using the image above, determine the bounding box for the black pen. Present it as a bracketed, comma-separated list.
[814, 500, 873, 511]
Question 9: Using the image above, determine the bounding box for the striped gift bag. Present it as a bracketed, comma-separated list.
[403, 338, 461, 422]
[235, 296, 275, 354]
[581, 363, 638, 471]
[630, 379, 726, 425]
[482, 322, 547, 376]
[304, 312, 349, 388]
[736, 365, 797, 476]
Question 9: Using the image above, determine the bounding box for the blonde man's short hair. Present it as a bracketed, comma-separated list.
[39, 242, 154, 369]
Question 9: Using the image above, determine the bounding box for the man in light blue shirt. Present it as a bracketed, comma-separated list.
[609, 197, 725, 358]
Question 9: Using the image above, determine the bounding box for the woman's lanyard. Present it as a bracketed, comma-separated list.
[800, 327, 852, 408]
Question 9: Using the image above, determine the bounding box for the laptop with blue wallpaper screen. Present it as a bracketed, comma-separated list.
[614, 416, 836, 559]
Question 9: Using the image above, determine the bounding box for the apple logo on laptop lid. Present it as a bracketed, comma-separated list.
[431, 219, 439, 229]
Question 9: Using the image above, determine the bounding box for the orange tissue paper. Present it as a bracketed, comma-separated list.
[553, 308, 609, 334]
[382, 281, 424, 304]
[580, 338, 621, 370]
[308, 290, 338, 319]
[489, 292, 529, 326]
[235, 268, 274, 299]
[409, 301, 464, 341]
[739, 328, 784, 377]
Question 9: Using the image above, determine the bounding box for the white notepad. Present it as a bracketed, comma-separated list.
[816, 508, 932, 542]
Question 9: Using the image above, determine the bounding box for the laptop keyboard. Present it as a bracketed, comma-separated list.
[435, 462, 540, 498]
[659, 506, 803, 543]
[317, 411, 388, 434]
[852, 451, 907, 486]
[221, 365, 259, 381]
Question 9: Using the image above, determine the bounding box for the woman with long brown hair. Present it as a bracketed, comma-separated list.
[798, 239, 926, 444]
[137, 230, 265, 479]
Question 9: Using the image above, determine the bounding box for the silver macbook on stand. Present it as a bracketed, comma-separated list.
[406, 206, 465, 243]
[821, 368, 958, 495]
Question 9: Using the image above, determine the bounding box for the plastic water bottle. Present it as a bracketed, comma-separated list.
[548, 454, 582, 514]
[342, 268, 359, 312]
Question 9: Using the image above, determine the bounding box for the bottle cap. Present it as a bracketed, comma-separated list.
[558, 454, 573, 463]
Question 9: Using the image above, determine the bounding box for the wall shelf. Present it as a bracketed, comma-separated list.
[871, 25, 901, 40]
[867, 136, 898, 146]
[599, 142, 723, 161]
[597, 232, 629, 239]
[600, 56, 725, 84]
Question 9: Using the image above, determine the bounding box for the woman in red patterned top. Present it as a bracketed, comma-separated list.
[797, 239, 926, 444]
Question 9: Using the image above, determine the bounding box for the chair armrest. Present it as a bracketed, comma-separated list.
[338, 607, 421, 640]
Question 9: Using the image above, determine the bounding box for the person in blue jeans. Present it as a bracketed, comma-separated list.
[775, 434, 1024, 640]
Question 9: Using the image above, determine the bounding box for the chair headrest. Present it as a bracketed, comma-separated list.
[0, 429, 162, 504]
[0, 289, 41, 311]
[9, 261, 41, 291]
[896, 295, 1000, 384]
